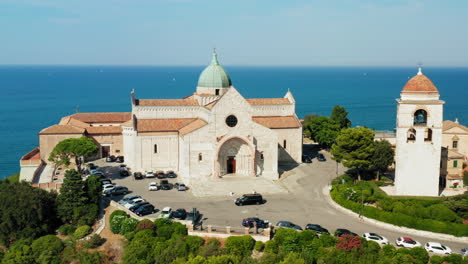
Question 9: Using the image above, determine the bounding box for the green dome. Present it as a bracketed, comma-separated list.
[197, 52, 232, 88]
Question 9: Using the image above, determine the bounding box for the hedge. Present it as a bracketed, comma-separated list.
[331, 187, 468, 237]
[74, 225, 92, 239]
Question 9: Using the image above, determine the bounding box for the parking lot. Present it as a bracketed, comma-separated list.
[91, 153, 468, 254]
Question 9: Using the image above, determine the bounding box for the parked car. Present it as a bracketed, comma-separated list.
[305, 224, 329, 235]
[134, 172, 144, 180]
[302, 155, 312, 163]
[174, 183, 188, 191]
[148, 182, 159, 191]
[135, 204, 156, 216]
[119, 195, 141, 205]
[396, 237, 421, 248]
[171, 209, 187, 220]
[186, 209, 201, 223]
[425, 242, 452, 255]
[461, 248, 468, 257]
[363, 233, 389, 245]
[116, 156, 124, 163]
[145, 171, 155, 178]
[317, 153, 326, 162]
[156, 171, 166, 179]
[159, 180, 173, 190]
[93, 172, 105, 178]
[106, 155, 116, 162]
[276, 221, 302, 231]
[109, 186, 129, 196]
[159, 207, 172, 218]
[334, 229, 358, 237]
[235, 193, 263, 206]
[124, 198, 145, 209]
[87, 163, 98, 170]
[101, 180, 113, 186]
[242, 217, 269, 228]
[167, 171, 177, 178]
[102, 184, 115, 194]
[129, 202, 150, 212]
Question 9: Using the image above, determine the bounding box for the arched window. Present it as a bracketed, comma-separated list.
[407, 128, 416, 142]
[154, 144, 158, 154]
[198, 153, 203, 161]
[424, 128, 432, 142]
[414, 109, 427, 126]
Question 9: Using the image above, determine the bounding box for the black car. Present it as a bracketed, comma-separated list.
[109, 186, 129, 196]
[276, 221, 303, 231]
[120, 170, 130, 177]
[134, 172, 144, 180]
[317, 153, 326, 162]
[156, 171, 166, 179]
[106, 155, 116, 162]
[171, 208, 187, 220]
[302, 155, 312, 163]
[167, 171, 177, 178]
[116, 156, 124, 163]
[305, 224, 329, 235]
[186, 209, 201, 223]
[235, 194, 263, 206]
[129, 201, 149, 212]
[334, 228, 358, 237]
[135, 204, 156, 216]
[242, 217, 269, 228]
[159, 180, 173, 190]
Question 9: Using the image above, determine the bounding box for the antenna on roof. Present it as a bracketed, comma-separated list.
[417, 62, 423, 75]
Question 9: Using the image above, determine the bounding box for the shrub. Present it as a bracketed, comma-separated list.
[225, 235, 255, 257]
[429, 255, 443, 264]
[185, 235, 205, 255]
[120, 217, 139, 235]
[200, 239, 221, 257]
[135, 219, 155, 232]
[31, 235, 64, 264]
[110, 210, 127, 222]
[408, 247, 429, 264]
[336, 234, 361, 252]
[58, 224, 76, 236]
[110, 215, 127, 234]
[74, 225, 91, 239]
[83, 234, 105, 249]
[254, 241, 265, 251]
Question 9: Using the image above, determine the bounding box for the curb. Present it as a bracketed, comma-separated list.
[322, 186, 468, 244]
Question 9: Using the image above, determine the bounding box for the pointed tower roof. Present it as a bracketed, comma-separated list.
[402, 67, 439, 94]
[197, 50, 232, 88]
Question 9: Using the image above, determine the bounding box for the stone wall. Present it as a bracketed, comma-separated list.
[39, 133, 83, 162]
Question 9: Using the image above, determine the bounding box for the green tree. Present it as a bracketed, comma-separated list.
[303, 114, 319, 138]
[371, 139, 394, 180]
[48, 137, 98, 173]
[225, 236, 255, 257]
[84, 175, 102, 205]
[331, 127, 375, 181]
[331, 105, 351, 129]
[31, 235, 63, 264]
[1, 239, 35, 264]
[56, 169, 88, 224]
[308, 116, 341, 148]
[0, 182, 58, 245]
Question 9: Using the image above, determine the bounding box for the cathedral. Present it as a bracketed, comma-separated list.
[20, 52, 303, 183]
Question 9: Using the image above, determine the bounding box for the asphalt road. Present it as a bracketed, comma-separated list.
[98, 152, 467, 255]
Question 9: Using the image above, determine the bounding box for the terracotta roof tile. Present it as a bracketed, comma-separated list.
[70, 112, 131, 123]
[137, 99, 199, 106]
[252, 116, 301, 128]
[86, 126, 122, 134]
[402, 75, 439, 93]
[179, 119, 208, 135]
[21, 148, 41, 161]
[136, 118, 197, 132]
[205, 100, 219, 109]
[39, 125, 85, 135]
[246, 98, 291, 105]
[443, 120, 468, 133]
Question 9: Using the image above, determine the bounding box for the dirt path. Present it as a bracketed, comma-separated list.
[97, 206, 126, 263]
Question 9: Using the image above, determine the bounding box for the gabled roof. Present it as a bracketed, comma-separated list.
[136, 99, 199, 106]
[40, 125, 85, 135]
[246, 98, 291, 105]
[448, 149, 465, 159]
[70, 112, 131, 123]
[443, 120, 468, 133]
[252, 116, 301, 128]
[136, 118, 207, 134]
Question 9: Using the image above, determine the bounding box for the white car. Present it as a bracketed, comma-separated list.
[90, 169, 103, 175]
[102, 184, 115, 194]
[149, 182, 159, 191]
[159, 207, 172, 218]
[396, 237, 421, 248]
[362, 233, 389, 245]
[425, 242, 452, 255]
[124, 198, 145, 209]
[145, 171, 155, 178]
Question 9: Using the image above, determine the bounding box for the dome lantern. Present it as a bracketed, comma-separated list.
[197, 51, 232, 89]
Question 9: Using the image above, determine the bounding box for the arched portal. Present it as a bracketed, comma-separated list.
[215, 137, 255, 177]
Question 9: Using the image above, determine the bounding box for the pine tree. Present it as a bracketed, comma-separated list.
[56, 169, 88, 224]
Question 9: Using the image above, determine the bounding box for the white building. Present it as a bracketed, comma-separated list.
[20, 52, 303, 183]
[394, 68, 444, 196]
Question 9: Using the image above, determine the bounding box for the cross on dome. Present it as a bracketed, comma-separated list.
[417, 62, 423, 75]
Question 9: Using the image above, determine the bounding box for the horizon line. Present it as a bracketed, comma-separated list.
[1, 64, 468, 68]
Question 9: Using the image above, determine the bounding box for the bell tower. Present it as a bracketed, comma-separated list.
[394, 67, 444, 196]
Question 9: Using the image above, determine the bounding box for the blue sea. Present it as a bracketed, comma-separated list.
[1, 66, 467, 179]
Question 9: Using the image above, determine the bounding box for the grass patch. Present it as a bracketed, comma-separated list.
[2, 173, 19, 183]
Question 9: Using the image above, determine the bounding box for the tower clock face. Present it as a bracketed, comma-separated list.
[226, 115, 238, 127]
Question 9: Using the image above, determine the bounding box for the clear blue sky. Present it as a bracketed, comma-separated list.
[1, 0, 467, 66]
